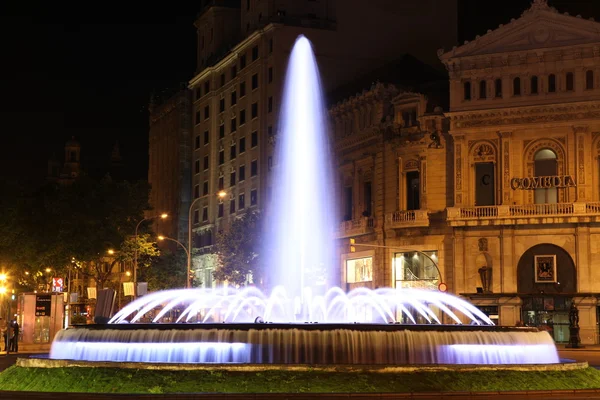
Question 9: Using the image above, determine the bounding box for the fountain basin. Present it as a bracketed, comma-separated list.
[50, 323, 559, 365]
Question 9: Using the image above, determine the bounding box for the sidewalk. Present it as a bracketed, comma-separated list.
[557, 344, 600, 351]
[0, 343, 51, 355]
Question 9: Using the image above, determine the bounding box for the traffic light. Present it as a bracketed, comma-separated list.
[349, 238, 356, 253]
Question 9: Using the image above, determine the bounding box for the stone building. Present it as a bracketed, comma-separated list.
[188, 0, 458, 288]
[336, 0, 600, 344]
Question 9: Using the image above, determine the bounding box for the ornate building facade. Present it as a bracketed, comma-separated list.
[336, 0, 600, 344]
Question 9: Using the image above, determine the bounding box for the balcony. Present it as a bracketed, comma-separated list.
[447, 202, 600, 226]
[336, 217, 375, 238]
[385, 210, 430, 229]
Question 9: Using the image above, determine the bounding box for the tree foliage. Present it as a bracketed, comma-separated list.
[214, 211, 262, 287]
[140, 250, 187, 292]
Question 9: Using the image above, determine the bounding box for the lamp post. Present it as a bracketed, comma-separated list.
[134, 213, 168, 299]
[187, 191, 226, 289]
[0, 273, 9, 354]
[158, 235, 191, 287]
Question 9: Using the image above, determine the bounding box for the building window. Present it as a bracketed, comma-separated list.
[204, 81, 210, 94]
[268, 67, 273, 83]
[531, 76, 539, 94]
[204, 130, 209, 145]
[231, 117, 237, 132]
[218, 176, 224, 191]
[513, 77, 521, 96]
[406, 170, 420, 210]
[246, 0, 250, 10]
[548, 74, 556, 93]
[250, 189, 257, 205]
[230, 199, 236, 214]
[219, 150, 225, 165]
[534, 149, 558, 204]
[195, 87, 201, 100]
[194, 184, 200, 199]
[463, 81, 471, 100]
[363, 182, 372, 216]
[586, 70, 594, 90]
[251, 131, 258, 147]
[219, 124, 225, 138]
[239, 193, 245, 209]
[251, 102, 258, 118]
[231, 91, 237, 105]
[346, 257, 372, 283]
[204, 105, 210, 119]
[218, 203, 224, 218]
[239, 137, 246, 153]
[251, 160, 258, 176]
[195, 160, 200, 174]
[268, 97, 273, 113]
[252, 74, 258, 90]
[343, 186, 353, 221]
[566, 72, 574, 91]
[220, 73, 225, 87]
[240, 109, 246, 125]
[202, 207, 208, 222]
[252, 45, 259, 61]
[269, 38, 273, 53]
[475, 162, 495, 206]
[193, 209, 199, 224]
[231, 65, 237, 78]
[203, 181, 209, 196]
[195, 111, 200, 125]
[393, 251, 438, 290]
[494, 78, 502, 98]
[240, 54, 246, 69]
[195, 135, 200, 149]
[219, 98, 225, 113]
[240, 82, 246, 97]
[230, 170, 236, 186]
[239, 165, 246, 181]
[230, 144, 236, 159]
[268, 156, 273, 171]
[479, 80, 487, 99]
[203, 155, 209, 170]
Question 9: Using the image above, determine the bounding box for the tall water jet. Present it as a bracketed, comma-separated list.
[265, 35, 337, 303]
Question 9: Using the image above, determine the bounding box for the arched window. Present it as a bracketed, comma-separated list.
[534, 149, 558, 204]
[586, 70, 594, 90]
[463, 81, 471, 100]
[531, 76, 538, 94]
[495, 78, 502, 98]
[479, 80, 487, 99]
[406, 170, 420, 210]
[548, 74, 556, 93]
[513, 77, 521, 96]
[566, 72, 574, 91]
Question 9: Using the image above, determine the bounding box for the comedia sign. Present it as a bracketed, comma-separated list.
[510, 175, 576, 190]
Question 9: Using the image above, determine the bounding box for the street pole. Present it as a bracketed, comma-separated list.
[158, 236, 191, 288]
[133, 213, 168, 299]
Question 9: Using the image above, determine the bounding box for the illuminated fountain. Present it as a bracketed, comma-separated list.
[50, 35, 559, 365]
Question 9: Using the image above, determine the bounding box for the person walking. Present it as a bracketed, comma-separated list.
[0, 318, 7, 352]
[9, 320, 19, 352]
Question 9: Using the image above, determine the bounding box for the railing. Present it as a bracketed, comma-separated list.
[336, 217, 375, 238]
[385, 210, 430, 228]
[447, 202, 600, 225]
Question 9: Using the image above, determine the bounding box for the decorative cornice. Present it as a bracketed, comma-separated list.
[448, 101, 600, 129]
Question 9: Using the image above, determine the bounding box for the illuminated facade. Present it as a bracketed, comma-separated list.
[336, 0, 600, 344]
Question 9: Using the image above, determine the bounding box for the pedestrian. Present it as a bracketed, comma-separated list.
[9, 320, 19, 352]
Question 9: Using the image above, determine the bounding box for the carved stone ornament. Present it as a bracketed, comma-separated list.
[404, 160, 419, 170]
[478, 238, 488, 252]
[475, 144, 494, 156]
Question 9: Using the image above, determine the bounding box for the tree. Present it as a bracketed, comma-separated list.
[140, 250, 187, 291]
[214, 211, 262, 287]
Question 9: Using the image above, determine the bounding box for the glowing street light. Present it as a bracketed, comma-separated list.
[133, 213, 169, 298]
[107, 249, 115, 255]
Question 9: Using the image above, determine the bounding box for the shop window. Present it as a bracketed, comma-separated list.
[393, 251, 438, 290]
[346, 257, 373, 283]
[534, 149, 558, 204]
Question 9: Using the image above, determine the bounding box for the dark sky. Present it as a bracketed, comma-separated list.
[1, 1, 599, 185]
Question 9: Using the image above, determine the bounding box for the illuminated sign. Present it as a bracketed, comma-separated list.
[52, 277, 64, 292]
[35, 295, 52, 316]
[510, 175, 575, 190]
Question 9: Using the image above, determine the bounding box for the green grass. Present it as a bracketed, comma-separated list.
[1, 366, 600, 394]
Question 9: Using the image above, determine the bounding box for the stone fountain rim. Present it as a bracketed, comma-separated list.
[18, 357, 586, 372]
[69, 323, 541, 333]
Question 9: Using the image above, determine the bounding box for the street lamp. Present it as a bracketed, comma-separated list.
[187, 191, 227, 289]
[157, 235, 191, 287]
[134, 213, 168, 298]
[0, 273, 9, 354]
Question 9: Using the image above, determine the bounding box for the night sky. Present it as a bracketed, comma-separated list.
[2, 1, 599, 185]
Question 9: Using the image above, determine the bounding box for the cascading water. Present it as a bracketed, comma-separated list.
[265, 35, 336, 303]
[49, 35, 560, 365]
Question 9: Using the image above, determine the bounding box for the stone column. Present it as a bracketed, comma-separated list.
[453, 134, 465, 207]
[498, 131, 512, 205]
